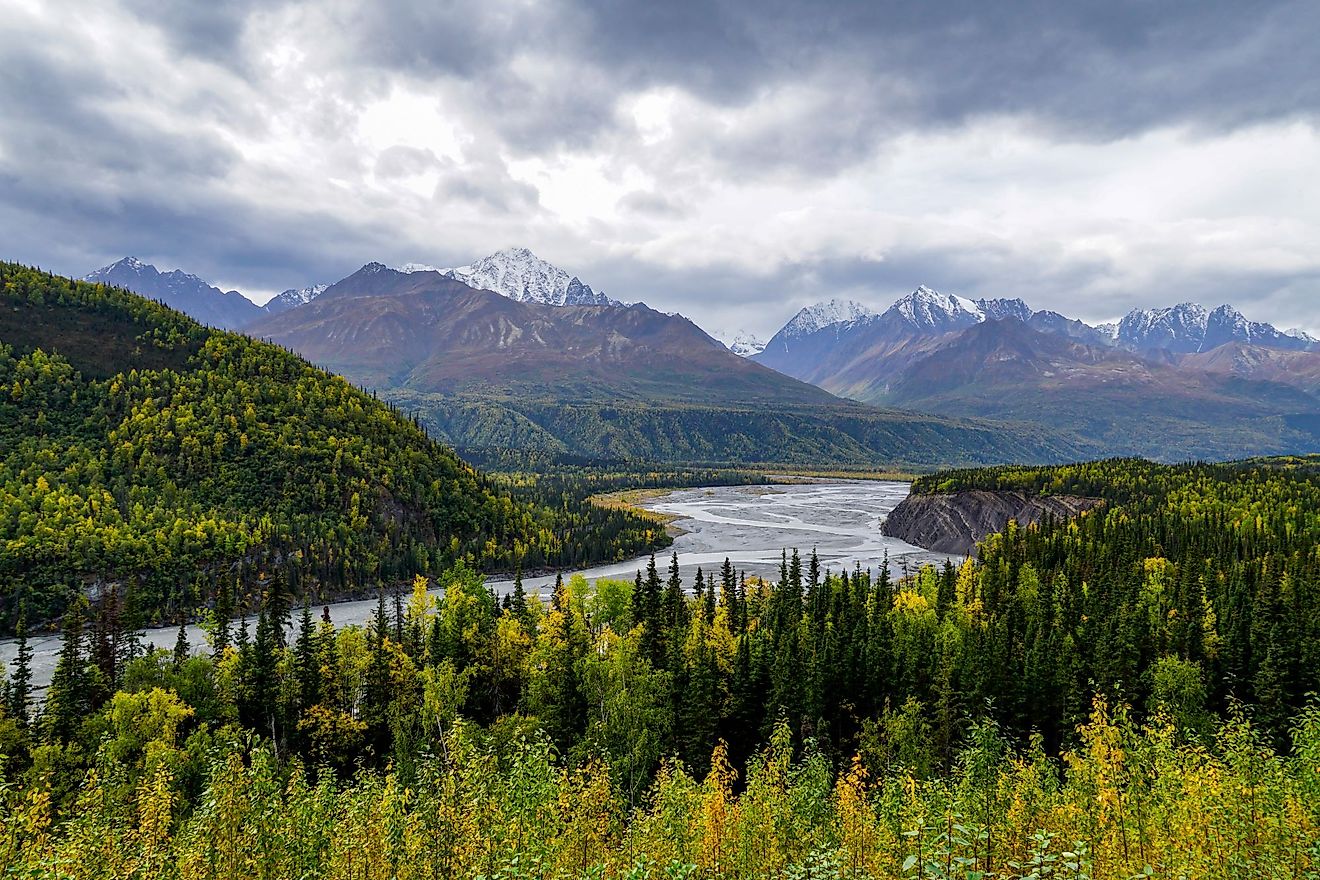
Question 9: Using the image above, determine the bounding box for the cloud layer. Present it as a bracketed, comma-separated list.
[2, 0, 1318, 334]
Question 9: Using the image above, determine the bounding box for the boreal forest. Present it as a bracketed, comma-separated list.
[0, 268, 1318, 878]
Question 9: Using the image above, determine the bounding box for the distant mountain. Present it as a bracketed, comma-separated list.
[713, 329, 767, 357]
[402, 247, 620, 307]
[1027, 310, 1116, 347]
[1181, 342, 1320, 399]
[767, 299, 876, 350]
[252, 263, 857, 405]
[753, 286, 1320, 460]
[84, 257, 263, 330]
[1116, 302, 1314, 354]
[247, 264, 1084, 467]
[883, 318, 1320, 460]
[262, 283, 328, 317]
[887, 286, 984, 334]
[754, 286, 1031, 396]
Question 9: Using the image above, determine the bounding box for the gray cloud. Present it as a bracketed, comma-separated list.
[1, 0, 1318, 333]
[616, 190, 686, 218]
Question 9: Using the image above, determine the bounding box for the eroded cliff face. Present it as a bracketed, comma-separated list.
[882, 490, 1103, 556]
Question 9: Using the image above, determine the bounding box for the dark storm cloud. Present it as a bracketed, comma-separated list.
[2, 0, 1318, 329]
[433, 172, 540, 214]
[119, 0, 272, 62]
[318, 0, 1320, 167]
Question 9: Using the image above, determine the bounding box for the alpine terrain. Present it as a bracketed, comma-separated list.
[754, 285, 1320, 460]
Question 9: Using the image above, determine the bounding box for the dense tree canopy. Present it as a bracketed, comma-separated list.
[0, 264, 672, 627]
[0, 456, 1317, 877]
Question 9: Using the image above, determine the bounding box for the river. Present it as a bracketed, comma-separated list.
[0, 479, 944, 691]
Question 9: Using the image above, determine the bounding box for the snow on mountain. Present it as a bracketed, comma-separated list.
[398, 262, 439, 274]
[886, 286, 982, 332]
[1116, 303, 1210, 352]
[1117, 302, 1312, 353]
[419, 247, 618, 306]
[262, 283, 328, 316]
[883, 287, 1036, 334]
[781, 299, 877, 338]
[977, 298, 1034, 323]
[1286, 328, 1318, 343]
[714, 329, 767, 357]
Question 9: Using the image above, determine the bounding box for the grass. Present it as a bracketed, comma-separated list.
[587, 488, 685, 535]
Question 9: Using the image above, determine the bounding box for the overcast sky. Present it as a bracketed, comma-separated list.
[3, 0, 1319, 337]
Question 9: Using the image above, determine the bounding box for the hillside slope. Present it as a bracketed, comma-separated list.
[753, 288, 1320, 461]
[883, 319, 1320, 460]
[249, 263, 838, 405]
[249, 265, 1088, 466]
[0, 264, 666, 626]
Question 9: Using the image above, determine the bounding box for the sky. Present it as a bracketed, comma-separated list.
[2, 0, 1319, 338]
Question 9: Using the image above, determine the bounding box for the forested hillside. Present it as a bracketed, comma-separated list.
[0, 264, 670, 627]
[392, 391, 1087, 468]
[1, 456, 1317, 876]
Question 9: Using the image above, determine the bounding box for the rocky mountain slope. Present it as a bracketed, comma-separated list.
[250, 262, 832, 404]
[246, 264, 1087, 466]
[84, 257, 264, 330]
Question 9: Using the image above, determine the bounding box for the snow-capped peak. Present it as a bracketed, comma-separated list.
[392, 247, 619, 307]
[1116, 301, 1311, 353]
[263, 283, 329, 316]
[886, 286, 985, 333]
[1286, 327, 1318, 343]
[713, 329, 767, 357]
[781, 299, 876, 338]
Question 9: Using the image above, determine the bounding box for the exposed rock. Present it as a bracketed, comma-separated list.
[882, 490, 1103, 556]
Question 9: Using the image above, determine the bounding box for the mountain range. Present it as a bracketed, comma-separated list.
[753, 286, 1320, 459]
[246, 261, 819, 405]
[84, 257, 266, 330]
[82, 250, 1320, 463]
[243, 262, 1078, 467]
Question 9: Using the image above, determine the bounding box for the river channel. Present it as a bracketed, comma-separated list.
[0, 479, 947, 690]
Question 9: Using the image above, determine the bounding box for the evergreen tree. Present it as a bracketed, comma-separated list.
[663, 552, 684, 634]
[8, 603, 32, 725]
[296, 599, 318, 711]
[213, 579, 234, 657]
[42, 597, 89, 743]
[511, 563, 532, 630]
[172, 622, 190, 668]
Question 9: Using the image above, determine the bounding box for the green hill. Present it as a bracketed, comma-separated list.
[0, 264, 667, 626]
[388, 391, 1088, 469]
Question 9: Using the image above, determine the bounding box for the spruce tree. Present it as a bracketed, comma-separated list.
[172, 622, 190, 668]
[296, 599, 318, 711]
[663, 552, 684, 633]
[9, 603, 32, 725]
[213, 579, 234, 657]
[511, 563, 531, 629]
[42, 597, 89, 743]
